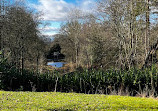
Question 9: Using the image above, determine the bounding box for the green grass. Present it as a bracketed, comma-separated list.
[0, 91, 158, 111]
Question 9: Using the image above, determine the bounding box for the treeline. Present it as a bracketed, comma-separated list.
[52, 0, 158, 70]
[0, 1, 47, 72]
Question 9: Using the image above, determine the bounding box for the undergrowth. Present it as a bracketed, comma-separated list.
[0, 60, 158, 97]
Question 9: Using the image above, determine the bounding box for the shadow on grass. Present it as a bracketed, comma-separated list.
[46, 106, 158, 111]
[46, 104, 77, 111]
[47, 109, 73, 111]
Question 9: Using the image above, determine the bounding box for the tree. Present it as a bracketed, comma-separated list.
[2, 2, 46, 72]
[52, 0, 157, 70]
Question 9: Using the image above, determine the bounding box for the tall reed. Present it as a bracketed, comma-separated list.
[0, 62, 158, 97]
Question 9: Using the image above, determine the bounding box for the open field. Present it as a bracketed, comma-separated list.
[0, 91, 158, 111]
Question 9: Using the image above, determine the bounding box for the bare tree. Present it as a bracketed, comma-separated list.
[2, 2, 46, 72]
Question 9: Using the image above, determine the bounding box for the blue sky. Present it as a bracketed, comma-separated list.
[24, 0, 96, 37]
[18, 0, 157, 37]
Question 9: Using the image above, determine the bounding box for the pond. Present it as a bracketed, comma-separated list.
[47, 62, 66, 68]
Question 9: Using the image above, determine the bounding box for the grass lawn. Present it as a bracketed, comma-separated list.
[0, 91, 158, 111]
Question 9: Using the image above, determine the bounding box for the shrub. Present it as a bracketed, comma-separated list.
[0, 60, 158, 97]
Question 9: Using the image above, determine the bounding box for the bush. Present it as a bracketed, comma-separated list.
[0, 60, 158, 97]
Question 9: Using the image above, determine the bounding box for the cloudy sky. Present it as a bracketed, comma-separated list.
[25, 0, 96, 37]
[17, 0, 157, 37]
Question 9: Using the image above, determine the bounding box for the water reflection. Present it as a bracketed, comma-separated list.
[47, 62, 65, 68]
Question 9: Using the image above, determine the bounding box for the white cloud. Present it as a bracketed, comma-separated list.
[29, 0, 96, 36]
[151, 6, 158, 13]
[78, 0, 96, 14]
[42, 31, 58, 36]
[38, 26, 59, 32]
[31, 0, 96, 21]
[39, 26, 59, 38]
[32, 0, 73, 21]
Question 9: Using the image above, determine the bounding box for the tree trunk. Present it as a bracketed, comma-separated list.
[145, 0, 150, 58]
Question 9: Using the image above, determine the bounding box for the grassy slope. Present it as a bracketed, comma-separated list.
[0, 91, 158, 111]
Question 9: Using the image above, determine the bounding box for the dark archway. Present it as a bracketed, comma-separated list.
[47, 44, 65, 62]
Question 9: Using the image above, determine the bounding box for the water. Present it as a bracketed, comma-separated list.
[47, 62, 65, 68]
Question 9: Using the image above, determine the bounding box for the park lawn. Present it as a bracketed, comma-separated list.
[0, 91, 158, 111]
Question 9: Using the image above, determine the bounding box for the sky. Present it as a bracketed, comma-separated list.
[13, 0, 157, 38]
[24, 0, 96, 37]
